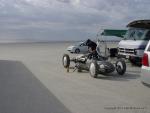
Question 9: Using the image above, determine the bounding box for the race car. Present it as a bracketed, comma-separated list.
[62, 53, 126, 78]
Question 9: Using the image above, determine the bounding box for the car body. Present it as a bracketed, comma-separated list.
[141, 40, 150, 85]
[67, 42, 89, 53]
[62, 53, 126, 78]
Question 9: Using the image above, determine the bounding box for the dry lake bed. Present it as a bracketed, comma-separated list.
[0, 42, 149, 113]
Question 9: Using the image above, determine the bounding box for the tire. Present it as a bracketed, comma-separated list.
[115, 59, 126, 75]
[129, 57, 142, 66]
[89, 61, 98, 78]
[75, 49, 80, 53]
[62, 54, 70, 68]
[109, 48, 118, 57]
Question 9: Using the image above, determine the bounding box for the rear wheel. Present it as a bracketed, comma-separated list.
[75, 49, 80, 53]
[89, 61, 98, 78]
[62, 54, 70, 68]
[116, 59, 126, 75]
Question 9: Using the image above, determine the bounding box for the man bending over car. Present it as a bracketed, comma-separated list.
[84, 39, 99, 60]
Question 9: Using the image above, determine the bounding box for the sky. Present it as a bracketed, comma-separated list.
[0, 0, 150, 42]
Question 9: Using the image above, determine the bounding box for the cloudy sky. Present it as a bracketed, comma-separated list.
[0, 0, 150, 42]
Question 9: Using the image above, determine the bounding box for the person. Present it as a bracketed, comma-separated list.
[87, 47, 99, 60]
[85, 39, 97, 51]
[84, 39, 99, 60]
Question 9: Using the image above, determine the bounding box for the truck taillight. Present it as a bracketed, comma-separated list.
[142, 53, 149, 67]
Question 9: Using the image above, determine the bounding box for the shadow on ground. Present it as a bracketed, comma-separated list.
[96, 71, 140, 81]
[142, 82, 150, 88]
[67, 67, 140, 82]
[0, 60, 71, 113]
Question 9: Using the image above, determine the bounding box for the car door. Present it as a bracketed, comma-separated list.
[79, 43, 88, 52]
[141, 41, 150, 84]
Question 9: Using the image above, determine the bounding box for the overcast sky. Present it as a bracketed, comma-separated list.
[0, 0, 150, 42]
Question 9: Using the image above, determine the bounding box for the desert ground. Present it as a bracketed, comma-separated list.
[0, 42, 149, 113]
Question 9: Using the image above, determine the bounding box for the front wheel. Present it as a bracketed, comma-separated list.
[62, 54, 70, 68]
[115, 59, 126, 75]
[89, 61, 98, 78]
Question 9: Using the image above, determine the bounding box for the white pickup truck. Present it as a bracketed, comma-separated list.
[118, 20, 150, 65]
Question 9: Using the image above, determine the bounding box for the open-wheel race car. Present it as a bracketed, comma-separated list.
[62, 40, 126, 78]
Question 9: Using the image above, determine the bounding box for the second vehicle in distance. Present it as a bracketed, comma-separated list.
[67, 42, 89, 54]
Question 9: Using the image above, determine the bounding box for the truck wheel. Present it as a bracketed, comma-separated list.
[116, 59, 126, 75]
[109, 48, 118, 57]
[89, 61, 98, 78]
[129, 57, 142, 66]
[75, 49, 80, 53]
[62, 54, 70, 68]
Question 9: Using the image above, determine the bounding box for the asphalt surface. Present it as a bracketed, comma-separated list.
[0, 60, 71, 113]
[0, 42, 149, 113]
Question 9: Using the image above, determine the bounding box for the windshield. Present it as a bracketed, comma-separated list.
[124, 28, 150, 40]
[74, 42, 83, 46]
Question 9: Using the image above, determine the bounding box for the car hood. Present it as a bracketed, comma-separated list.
[67, 45, 77, 49]
[118, 40, 148, 49]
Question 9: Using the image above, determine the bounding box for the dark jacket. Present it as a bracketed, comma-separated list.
[85, 39, 97, 51]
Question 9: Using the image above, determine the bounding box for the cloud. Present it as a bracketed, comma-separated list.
[0, 0, 150, 41]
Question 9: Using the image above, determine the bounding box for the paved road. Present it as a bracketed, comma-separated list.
[0, 60, 71, 113]
[0, 42, 149, 113]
